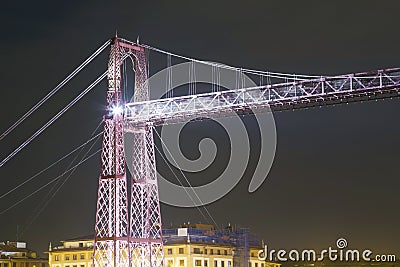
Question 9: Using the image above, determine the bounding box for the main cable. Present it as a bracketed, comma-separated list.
[0, 39, 110, 142]
[0, 71, 107, 168]
[137, 42, 323, 80]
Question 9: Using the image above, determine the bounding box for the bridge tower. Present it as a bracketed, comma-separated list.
[93, 37, 164, 267]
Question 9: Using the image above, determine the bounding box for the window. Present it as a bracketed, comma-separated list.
[80, 265, 85, 267]
[204, 260, 208, 267]
[228, 262, 231, 267]
[221, 261, 225, 267]
[214, 260, 218, 267]
[224, 250, 227, 255]
[261, 264, 264, 267]
[167, 248, 172, 255]
[210, 249, 213, 255]
[13, 263, 16, 267]
[79, 243, 84, 248]
[179, 248, 184, 254]
[80, 254, 85, 260]
[255, 263, 258, 267]
[42, 264, 46, 267]
[217, 249, 221, 255]
[193, 248, 201, 254]
[73, 265, 77, 267]
[25, 263, 29, 267]
[167, 260, 173, 267]
[55, 255, 59, 261]
[251, 252, 254, 257]
[65, 255, 70, 261]
[179, 260, 185, 267]
[204, 249, 208, 255]
[73, 254, 77, 260]
[195, 260, 202, 266]
[4, 264, 9, 267]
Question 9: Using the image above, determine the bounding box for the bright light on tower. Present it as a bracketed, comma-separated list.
[111, 105, 123, 116]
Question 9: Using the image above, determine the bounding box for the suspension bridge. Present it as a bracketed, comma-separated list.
[0, 36, 399, 267]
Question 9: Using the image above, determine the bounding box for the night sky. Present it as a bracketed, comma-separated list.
[0, 0, 399, 260]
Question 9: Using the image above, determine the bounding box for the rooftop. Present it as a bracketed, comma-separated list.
[51, 224, 263, 251]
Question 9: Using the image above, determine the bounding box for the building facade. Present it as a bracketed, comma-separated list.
[48, 224, 280, 267]
[0, 241, 48, 267]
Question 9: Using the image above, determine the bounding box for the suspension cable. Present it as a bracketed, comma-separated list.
[21, 123, 102, 235]
[154, 129, 219, 229]
[153, 139, 211, 226]
[0, 39, 110, 142]
[0, 149, 101, 215]
[0, 131, 103, 199]
[0, 71, 107, 168]
[138, 43, 323, 80]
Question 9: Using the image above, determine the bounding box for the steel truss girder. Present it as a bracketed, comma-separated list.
[125, 68, 400, 126]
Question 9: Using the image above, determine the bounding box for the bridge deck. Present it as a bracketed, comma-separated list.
[125, 68, 400, 127]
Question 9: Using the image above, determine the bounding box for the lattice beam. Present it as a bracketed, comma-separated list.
[125, 68, 400, 126]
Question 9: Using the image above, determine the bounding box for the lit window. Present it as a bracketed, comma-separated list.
[167, 260, 173, 267]
[179, 260, 185, 266]
[55, 255, 59, 261]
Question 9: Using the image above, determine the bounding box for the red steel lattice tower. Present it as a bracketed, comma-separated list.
[93, 37, 164, 267]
